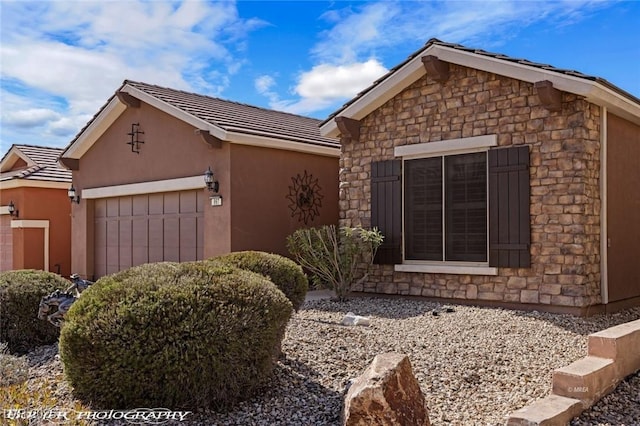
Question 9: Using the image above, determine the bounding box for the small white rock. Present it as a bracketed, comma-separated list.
[341, 312, 371, 326]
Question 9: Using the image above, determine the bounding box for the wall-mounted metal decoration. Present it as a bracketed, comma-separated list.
[287, 170, 323, 225]
[127, 122, 145, 153]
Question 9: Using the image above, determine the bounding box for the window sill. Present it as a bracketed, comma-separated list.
[394, 264, 498, 276]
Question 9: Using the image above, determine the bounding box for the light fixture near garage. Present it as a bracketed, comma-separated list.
[204, 167, 222, 206]
[8, 200, 19, 218]
[204, 167, 219, 193]
[68, 185, 81, 204]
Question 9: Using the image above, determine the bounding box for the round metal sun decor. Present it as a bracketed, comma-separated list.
[286, 170, 323, 224]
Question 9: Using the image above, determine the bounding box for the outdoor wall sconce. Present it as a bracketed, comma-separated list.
[8, 201, 19, 218]
[204, 167, 219, 193]
[68, 185, 80, 204]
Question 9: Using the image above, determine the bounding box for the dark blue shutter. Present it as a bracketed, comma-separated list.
[371, 160, 402, 264]
[488, 146, 531, 268]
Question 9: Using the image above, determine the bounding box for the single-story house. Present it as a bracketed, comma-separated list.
[0, 144, 72, 276]
[60, 80, 340, 280]
[320, 39, 640, 315]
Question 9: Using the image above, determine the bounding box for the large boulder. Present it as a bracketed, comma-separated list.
[343, 352, 430, 426]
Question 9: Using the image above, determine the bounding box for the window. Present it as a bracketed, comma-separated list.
[371, 135, 531, 271]
[405, 152, 487, 263]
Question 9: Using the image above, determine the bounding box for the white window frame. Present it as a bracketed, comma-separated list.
[394, 135, 498, 276]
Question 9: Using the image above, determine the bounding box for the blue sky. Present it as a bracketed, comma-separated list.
[1, 0, 639, 152]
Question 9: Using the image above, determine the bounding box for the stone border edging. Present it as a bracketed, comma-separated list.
[506, 318, 640, 425]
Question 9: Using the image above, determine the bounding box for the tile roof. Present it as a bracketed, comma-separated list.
[125, 80, 340, 148]
[0, 144, 71, 183]
[65, 80, 340, 154]
[322, 38, 640, 125]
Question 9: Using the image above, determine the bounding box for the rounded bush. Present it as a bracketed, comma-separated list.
[213, 251, 308, 311]
[0, 270, 68, 354]
[59, 261, 293, 410]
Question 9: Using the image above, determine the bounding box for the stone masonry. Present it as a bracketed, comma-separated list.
[339, 63, 602, 308]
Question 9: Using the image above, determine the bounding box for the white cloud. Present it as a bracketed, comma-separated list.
[255, 75, 276, 94]
[311, 0, 610, 63]
[254, 75, 282, 106]
[275, 0, 613, 116]
[48, 116, 90, 138]
[314, 2, 401, 63]
[0, 0, 265, 147]
[296, 60, 387, 101]
[262, 60, 387, 115]
[4, 108, 61, 128]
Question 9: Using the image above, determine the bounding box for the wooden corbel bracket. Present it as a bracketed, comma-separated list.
[534, 80, 562, 112]
[335, 117, 360, 142]
[195, 129, 223, 149]
[421, 55, 449, 83]
[59, 157, 79, 171]
[116, 91, 141, 108]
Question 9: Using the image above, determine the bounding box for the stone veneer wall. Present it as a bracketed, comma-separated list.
[339, 63, 602, 308]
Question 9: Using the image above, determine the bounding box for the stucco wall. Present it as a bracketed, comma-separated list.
[71, 100, 339, 276]
[71, 102, 230, 277]
[230, 144, 339, 256]
[0, 186, 71, 276]
[339, 63, 602, 308]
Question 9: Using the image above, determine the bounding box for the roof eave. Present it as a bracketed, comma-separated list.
[320, 43, 640, 137]
[0, 179, 71, 190]
[0, 146, 36, 172]
[226, 131, 340, 157]
[433, 45, 640, 124]
[61, 96, 127, 160]
[119, 84, 228, 141]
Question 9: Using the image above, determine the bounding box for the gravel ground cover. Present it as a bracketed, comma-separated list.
[571, 370, 640, 426]
[5, 297, 640, 425]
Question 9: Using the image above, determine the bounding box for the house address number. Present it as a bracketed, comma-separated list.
[210, 195, 223, 207]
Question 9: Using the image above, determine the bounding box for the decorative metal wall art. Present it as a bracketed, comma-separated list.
[127, 122, 145, 153]
[287, 170, 323, 225]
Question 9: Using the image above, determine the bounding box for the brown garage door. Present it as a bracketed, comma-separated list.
[94, 190, 204, 278]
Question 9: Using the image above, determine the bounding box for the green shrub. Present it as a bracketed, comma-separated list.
[0, 343, 28, 386]
[0, 270, 68, 354]
[59, 261, 293, 410]
[213, 251, 308, 311]
[287, 225, 384, 301]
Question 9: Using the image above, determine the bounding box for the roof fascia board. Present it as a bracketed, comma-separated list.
[432, 45, 640, 124]
[320, 57, 427, 138]
[64, 97, 127, 159]
[321, 43, 640, 137]
[226, 131, 340, 158]
[120, 85, 228, 141]
[584, 84, 640, 126]
[0, 180, 70, 190]
[0, 147, 35, 172]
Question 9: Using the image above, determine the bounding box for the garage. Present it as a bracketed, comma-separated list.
[94, 190, 204, 278]
[60, 80, 339, 280]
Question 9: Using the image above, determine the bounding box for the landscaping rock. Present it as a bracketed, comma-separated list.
[341, 312, 371, 326]
[342, 352, 430, 426]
